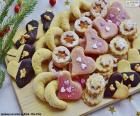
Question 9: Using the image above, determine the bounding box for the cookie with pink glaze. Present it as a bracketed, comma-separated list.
[79, 38, 86, 49]
[106, 1, 129, 26]
[57, 71, 82, 100]
[93, 17, 118, 40]
[84, 28, 108, 55]
[71, 46, 96, 76]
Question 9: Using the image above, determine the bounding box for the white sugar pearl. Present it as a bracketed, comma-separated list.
[81, 63, 87, 70]
[92, 43, 98, 49]
[66, 86, 72, 93]
[117, 7, 121, 12]
[64, 80, 69, 85]
[105, 26, 110, 32]
[76, 57, 82, 63]
[61, 87, 66, 93]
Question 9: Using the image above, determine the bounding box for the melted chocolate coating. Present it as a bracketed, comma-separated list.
[104, 72, 122, 98]
[16, 58, 35, 88]
[41, 11, 54, 32]
[19, 44, 35, 62]
[121, 72, 140, 87]
[15, 29, 37, 48]
[104, 71, 140, 98]
[130, 63, 140, 74]
[26, 20, 39, 32]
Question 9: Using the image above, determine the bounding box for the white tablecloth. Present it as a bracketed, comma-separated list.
[0, 0, 140, 116]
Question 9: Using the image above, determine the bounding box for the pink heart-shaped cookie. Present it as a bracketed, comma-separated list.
[57, 71, 82, 100]
[85, 28, 108, 55]
[106, 2, 129, 26]
[71, 46, 96, 76]
[93, 17, 118, 40]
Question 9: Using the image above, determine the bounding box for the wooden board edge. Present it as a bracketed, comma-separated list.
[81, 84, 140, 115]
[11, 80, 24, 113]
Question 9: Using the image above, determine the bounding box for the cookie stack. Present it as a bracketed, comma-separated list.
[82, 73, 105, 106]
[96, 54, 117, 80]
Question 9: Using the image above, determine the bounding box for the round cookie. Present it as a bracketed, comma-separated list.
[86, 73, 105, 95]
[109, 36, 129, 57]
[96, 54, 116, 73]
[119, 19, 137, 41]
[60, 31, 79, 49]
[48, 60, 66, 73]
[52, 46, 71, 68]
[74, 16, 92, 36]
[90, 0, 107, 18]
[82, 90, 104, 106]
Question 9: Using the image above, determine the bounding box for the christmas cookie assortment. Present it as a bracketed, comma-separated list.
[6, 0, 140, 110]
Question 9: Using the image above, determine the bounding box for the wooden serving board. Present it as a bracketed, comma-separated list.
[11, 0, 140, 116]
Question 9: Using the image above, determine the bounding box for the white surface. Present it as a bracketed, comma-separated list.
[0, 0, 140, 116]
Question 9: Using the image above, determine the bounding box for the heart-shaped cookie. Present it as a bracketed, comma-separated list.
[117, 60, 140, 87]
[84, 28, 108, 55]
[72, 75, 89, 88]
[106, 2, 129, 26]
[71, 46, 96, 76]
[104, 74, 129, 99]
[128, 49, 140, 74]
[133, 39, 140, 53]
[57, 71, 82, 100]
[93, 17, 118, 40]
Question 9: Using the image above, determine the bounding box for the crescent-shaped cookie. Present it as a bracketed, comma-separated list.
[45, 27, 63, 51]
[32, 72, 57, 101]
[44, 80, 67, 110]
[32, 48, 52, 75]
